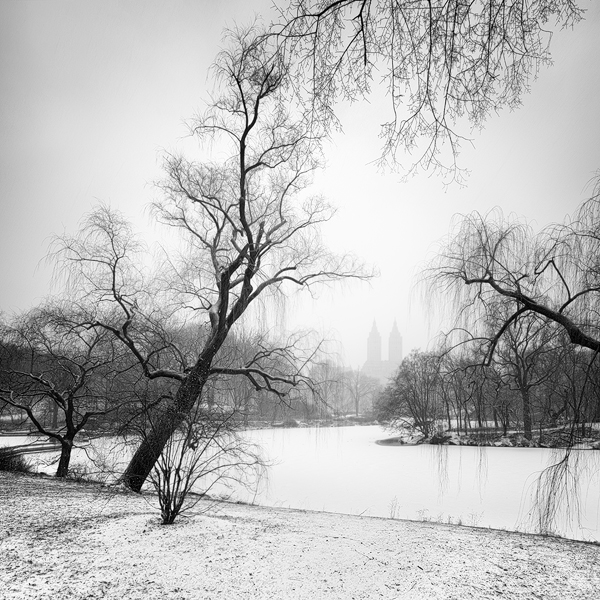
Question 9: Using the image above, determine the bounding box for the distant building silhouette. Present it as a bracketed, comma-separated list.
[362, 320, 403, 385]
[366, 321, 382, 363]
[388, 320, 403, 365]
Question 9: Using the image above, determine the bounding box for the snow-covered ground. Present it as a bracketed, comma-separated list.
[1, 472, 598, 599]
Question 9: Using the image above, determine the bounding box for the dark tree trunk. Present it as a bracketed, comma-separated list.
[476, 396, 484, 428]
[121, 369, 208, 492]
[243, 395, 250, 426]
[520, 386, 533, 440]
[56, 439, 73, 477]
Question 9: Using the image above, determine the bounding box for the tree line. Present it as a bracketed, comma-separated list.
[378, 187, 600, 445]
[376, 339, 600, 444]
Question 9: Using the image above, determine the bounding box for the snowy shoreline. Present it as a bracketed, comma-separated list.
[1, 472, 598, 599]
[376, 429, 600, 450]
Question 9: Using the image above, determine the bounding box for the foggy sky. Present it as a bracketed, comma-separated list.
[1, 0, 600, 368]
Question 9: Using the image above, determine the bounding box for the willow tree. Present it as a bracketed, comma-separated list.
[427, 179, 600, 357]
[274, 0, 583, 180]
[426, 196, 600, 532]
[56, 28, 365, 492]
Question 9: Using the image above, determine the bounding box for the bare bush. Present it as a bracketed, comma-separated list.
[148, 404, 264, 525]
[0, 447, 32, 474]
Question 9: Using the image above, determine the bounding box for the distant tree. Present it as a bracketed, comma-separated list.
[309, 360, 347, 416]
[55, 27, 367, 492]
[438, 354, 482, 432]
[343, 368, 379, 417]
[0, 304, 126, 477]
[484, 365, 518, 436]
[491, 311, 559, 440]
[275, 0, 583, 180]
[377, 350, 442, 437]
[544, 342, 600, 437]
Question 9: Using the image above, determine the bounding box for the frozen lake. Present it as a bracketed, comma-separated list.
[237, 425, 600, 541]
[4, 425, 599, 541]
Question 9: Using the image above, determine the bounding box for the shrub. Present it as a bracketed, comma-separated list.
[0, 447, 32, 473]
[149, 406, 264, 525]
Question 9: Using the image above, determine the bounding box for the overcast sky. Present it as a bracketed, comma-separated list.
[1, 0, 600, 368]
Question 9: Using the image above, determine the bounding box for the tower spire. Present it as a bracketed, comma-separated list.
[366, 321, 382, 363]
[388, 319, 403, 365]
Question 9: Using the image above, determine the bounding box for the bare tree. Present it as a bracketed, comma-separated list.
[0, 304, 127, 477]
[425, 181, 600, 532]
[542, 341, 600, 438]
[309, 360, 347, 417]
[491, 311, 559, 440]
[273, 0, 583, 181]
[427, 180, 600, 357]
[437, 354, 487, 432]
[149, 401, 264, 525]
[377, 350, 442, 437]
[55, 27, 367, 492]
[343, 368, 379, 417]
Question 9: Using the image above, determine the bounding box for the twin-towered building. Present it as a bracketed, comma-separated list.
[361, 320, 403, 385]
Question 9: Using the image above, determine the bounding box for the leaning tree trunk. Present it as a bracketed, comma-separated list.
[121, 368, 209, 492]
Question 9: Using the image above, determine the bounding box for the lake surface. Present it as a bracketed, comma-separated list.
[4, 425, 599, 541]
[233, 426, 600, 542]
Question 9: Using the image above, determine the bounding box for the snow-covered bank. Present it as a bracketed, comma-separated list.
[1, 473, 598, 600]
[377, 426, 600, 450]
